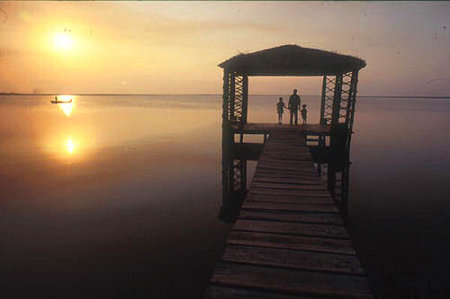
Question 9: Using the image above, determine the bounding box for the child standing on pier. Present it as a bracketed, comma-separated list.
[276, 97, 286, 124]
[301, 104, 307, 125]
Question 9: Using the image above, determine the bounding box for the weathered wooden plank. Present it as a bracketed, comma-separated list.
[227, 231, 355, 254]
[210, 262, 373, 298]
[250, 182, 328, 191]
[261, 154, 309, 158]
[262, 151, 310, 155]
[253, 172, 320, 179]
[248, 189, 333, 199]
[245, 195, 333, 205]
[261, 152, 311, 157]
[247, 192, 331, 199]
[206, 130, 372, 298]
[257, 164, 316, 171]
[255, 169, 319, 177]
[221, 244, 364, 275]
[238, 210, 343, 225]
[257, 164, 317, 171]
[242, 201, 339, 213]
[251, 177, 324, 185]
[258, 160, 314, 166]
[234, 219, 349, 239]
[204, 285, 311, 299]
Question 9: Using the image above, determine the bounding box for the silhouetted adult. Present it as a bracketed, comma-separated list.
[288, 89, 301, 125]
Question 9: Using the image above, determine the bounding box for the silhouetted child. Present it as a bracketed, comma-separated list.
[301, 104, 307, 125]
[276, 97, 286, 124]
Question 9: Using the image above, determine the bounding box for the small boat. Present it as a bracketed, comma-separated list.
[51, 98, 72, 104]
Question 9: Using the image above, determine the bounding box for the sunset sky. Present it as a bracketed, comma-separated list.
[1, 1, 449, 96]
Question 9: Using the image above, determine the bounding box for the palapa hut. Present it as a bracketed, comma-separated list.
[219, 44, 366, 151]
[219, 45, 366, 207]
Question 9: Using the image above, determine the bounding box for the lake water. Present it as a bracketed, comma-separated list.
[0, 95, 449, 298]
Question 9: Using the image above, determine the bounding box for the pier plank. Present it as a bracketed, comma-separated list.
[204, 285, 312, 299]
[238, 210, 343, 225]
[242, 201, 339, 213]
[205, 131, 372, 298]
[234, 219, 349, 239]
[227, 231, 355, 255]
[245, 195, 333, 205]
[221, 244, 365, 275]
[210, 262, 372, 298]
[250, 182, 328, 191]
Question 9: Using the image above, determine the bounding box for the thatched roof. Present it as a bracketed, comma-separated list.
[219, 45, 366, 76]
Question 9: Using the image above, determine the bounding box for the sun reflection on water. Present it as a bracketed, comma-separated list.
[59, 103, 73, 116]
[65, 137, 75, 154]
[56, 95, 75, 116]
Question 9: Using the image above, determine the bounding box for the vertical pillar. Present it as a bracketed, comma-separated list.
[331, 73, 343, 128]
[242, 74, 248, 124]
[319, 75, 327, 125]
[318, 75, 328, 173]
[348, 71, 359, 134]
[238, 74, 248, 144]
[222, 70, 229, 125]
[241, 159, 247, 191]
[344, 72, 356, 128]
[341, 157, 350, 222]
[328, 73, 343, 203]
[229, 72, 236, 121]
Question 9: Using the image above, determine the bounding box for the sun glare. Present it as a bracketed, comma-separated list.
[54, 32, 74, 51]
[57, 95, 75, 116]
[59, 103, 73, 116]
[65, 137, 75, 154]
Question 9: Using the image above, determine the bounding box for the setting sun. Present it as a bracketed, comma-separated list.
[54, 31, 74, 51]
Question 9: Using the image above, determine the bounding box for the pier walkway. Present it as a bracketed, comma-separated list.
[230, 122, 331, 136]
[205, 131, 372, 298]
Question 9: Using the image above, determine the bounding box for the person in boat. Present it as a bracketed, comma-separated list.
[288, 89, 301, 125]
[276, 97, 286, 124]
[55, 96, 58, 102]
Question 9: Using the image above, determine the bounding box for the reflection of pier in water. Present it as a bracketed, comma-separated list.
[206, 45, 373, 297]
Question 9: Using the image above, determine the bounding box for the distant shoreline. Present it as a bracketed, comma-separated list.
[1, 93, 450, 99]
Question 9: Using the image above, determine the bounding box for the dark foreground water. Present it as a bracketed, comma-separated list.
[0, 95, 449, 298]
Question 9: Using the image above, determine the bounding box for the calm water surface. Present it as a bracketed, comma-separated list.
[0, 95, 449, 298]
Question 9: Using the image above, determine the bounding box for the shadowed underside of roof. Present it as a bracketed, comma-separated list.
[219, 45, 366, 76]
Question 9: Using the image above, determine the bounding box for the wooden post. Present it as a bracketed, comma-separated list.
[222, 70, 233, 156]
[229, 72, 236, 121]
[222, 70, 230, 125]
[348, 71, 359, 134]
[242, 74, 248, 124]
[344, 72, 355, 129]
[319, 75, 327, 125]
[331, 73, 343, 128]
[341, 159, 350, 222]
[241, 159, 247, 191]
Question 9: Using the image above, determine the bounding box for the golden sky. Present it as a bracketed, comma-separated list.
[1, 1, 449, 96]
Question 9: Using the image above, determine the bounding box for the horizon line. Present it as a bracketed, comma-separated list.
[1, 92, 450, 99]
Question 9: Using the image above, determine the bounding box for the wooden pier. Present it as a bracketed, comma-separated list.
[205, 131, 373, 298]
[230, 123, 331, 136]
